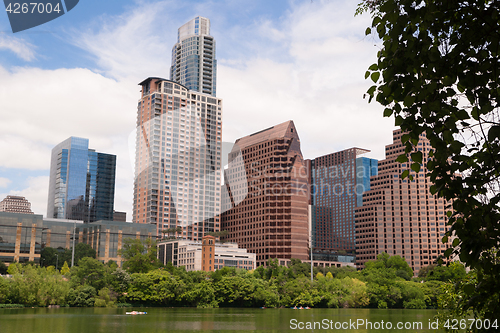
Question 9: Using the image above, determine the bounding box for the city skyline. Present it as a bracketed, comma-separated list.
[0, 0, 394, 219]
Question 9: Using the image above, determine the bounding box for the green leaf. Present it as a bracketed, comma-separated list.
[452, 238, 460, 247]
[488, 125, 500, 141]
[371, 72, 380, 83]
[365, 71, 370, 79]
[401, 169, 409, 179]
[411, 163, 420, 173]
[396, 154, 408, 163]
[383, 108, 393, 117]
[401, 134, 411, 144]
[365, 27, 371, 35]
[444, 248, 453, 258]
[367, 85, 376, 95]
[442, 236, 448, 243]
[410, 151, 423, 163]
[463, 284, 475, 295]
[368, 63, 378, 71]
[455, 109, 470, 120]
[442, 76, 456, 86]
[394, 116, 404, 126]
[403, 95, 415, 107]
[429, 185, 437, 195]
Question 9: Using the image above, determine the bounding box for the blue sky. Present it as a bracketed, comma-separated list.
[0, 0, 394, 219]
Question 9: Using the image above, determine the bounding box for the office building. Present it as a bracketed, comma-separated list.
[170, 16, 217, 96]
[47, 137, 116, 222]
[0, 195, 34, 214]
[0, 211, 155, 266]
[221, 120, 309, 267]
[133, 77, 222, 240]
[355, 130, 453, 274]
[310, 149, 377, 255]
[157, 235, 256, 272]
[113, 211, 127, 222]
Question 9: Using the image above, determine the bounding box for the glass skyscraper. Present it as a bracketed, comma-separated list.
[47, 137, 116, 222]
[170, 16, 217, 96]
[310, 148, 378, 255]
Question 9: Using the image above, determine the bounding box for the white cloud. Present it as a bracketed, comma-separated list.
[0, 65, 138, 217]
[0, 35, 36, 61]
[0, 177, 11, 188]
[218, 0, 395, 160]
[70, 1, 178, 82]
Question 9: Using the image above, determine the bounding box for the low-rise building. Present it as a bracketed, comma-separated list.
[0, 212, 156, 266]
[157, 236, 256, 271]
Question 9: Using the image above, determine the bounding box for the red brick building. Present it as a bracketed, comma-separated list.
[355, 130, 453, 274]
[221, 121, 309, 267]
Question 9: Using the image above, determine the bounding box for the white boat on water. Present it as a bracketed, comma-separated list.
[126, 311, 147, 315]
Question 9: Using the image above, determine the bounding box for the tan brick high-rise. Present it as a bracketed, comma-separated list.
[221, 121, 309, 267]
[355, 130, 453, 275]
[133, 78, 222, 240]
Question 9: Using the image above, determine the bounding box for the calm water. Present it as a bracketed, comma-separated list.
[0, 307, 441, 332]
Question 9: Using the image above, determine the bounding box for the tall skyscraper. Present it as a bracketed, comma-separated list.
[133, 78, 222, 239]
[0, 195, 34, 214]
[355, 130, 453, 274]
[310, 148, 378, 256]
[47, 137, 116, 222]
[221, 121, 310, 267]
[170, 16, 217, 96]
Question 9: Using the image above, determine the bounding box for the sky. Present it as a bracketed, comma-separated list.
[0, 0, 395, 219]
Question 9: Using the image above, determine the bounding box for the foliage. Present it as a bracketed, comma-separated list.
[1, 264, 69, 306]
[360, 0, 500, 321]
[70, 257, 109, 291]
[73, 243, 97, 265]
[94, 287, 116, 307]
[126, 270, 182, 306]
[119, 238, 161, 273]
[0, 261, 7, 275]
[61, 261, 70, 275]
[41, 244, 95, 268]
[0, 253, 461, 310]
[419, 262, 467, 282]
[364, 253, 413, 280]
[67, 285, 96, 307]
[41, 247, 71, 268]
[436, 271, 479, 332]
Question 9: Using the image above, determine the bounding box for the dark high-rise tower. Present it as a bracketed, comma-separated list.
[310, 148, 377, 256]
[170, 16, 217, 96]
[47, 137, 116, 222]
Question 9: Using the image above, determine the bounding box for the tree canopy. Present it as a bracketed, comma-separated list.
[119, 238, 160, 273]
[359, 0, 500, 322]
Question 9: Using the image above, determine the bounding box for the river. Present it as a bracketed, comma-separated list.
[0, 307, 441, 332]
